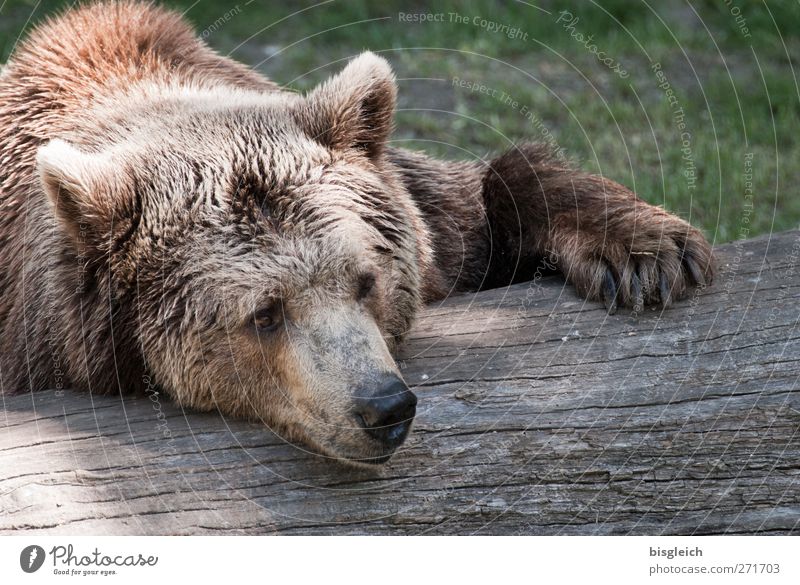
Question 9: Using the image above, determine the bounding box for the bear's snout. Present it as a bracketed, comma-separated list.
[354, 374, 417, 455]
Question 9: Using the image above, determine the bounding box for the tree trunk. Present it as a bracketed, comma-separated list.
[2, 231, 798, 534]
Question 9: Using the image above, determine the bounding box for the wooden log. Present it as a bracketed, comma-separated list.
[1, 231, 799, 535]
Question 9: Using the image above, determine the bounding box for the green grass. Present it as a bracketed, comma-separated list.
[1, 0, 798, 242]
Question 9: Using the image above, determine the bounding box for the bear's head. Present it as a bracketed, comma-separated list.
[36, 53, 430, 465]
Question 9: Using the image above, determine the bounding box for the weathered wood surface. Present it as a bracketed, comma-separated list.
[2, 231, 799, 535]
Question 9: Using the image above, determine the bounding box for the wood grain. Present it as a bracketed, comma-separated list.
[2, 231, 799, 534]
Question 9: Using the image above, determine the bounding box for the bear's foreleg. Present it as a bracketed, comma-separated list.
[481, 143, 714, 312]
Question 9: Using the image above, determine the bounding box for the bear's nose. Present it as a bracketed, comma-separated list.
[355, 374, 417, 447]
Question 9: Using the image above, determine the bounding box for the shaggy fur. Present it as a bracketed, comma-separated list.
[0, 1, 713, 463]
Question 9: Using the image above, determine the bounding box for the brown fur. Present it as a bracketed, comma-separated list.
[0, 1, 713, 464]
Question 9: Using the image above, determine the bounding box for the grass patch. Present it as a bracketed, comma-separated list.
[1, 0, 797, 241]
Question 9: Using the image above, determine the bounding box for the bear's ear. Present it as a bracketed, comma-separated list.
[298, 51, 397, 160]
[37, 139, 132, 250]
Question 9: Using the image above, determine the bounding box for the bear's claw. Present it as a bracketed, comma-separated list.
[607, 237, 712, 314]
[683, 254, 706, 287]
[557, 222, 714, 314]
[658, 271, 673, 309]
[602, 268, 619, 314]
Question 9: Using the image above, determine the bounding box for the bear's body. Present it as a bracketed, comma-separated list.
[0, 2, 712, 463]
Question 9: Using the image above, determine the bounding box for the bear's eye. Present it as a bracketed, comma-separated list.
[252, 301, 282, 333]
[356, 272, 376, 301]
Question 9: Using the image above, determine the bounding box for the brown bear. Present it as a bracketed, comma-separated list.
[0, 1, 713, 464]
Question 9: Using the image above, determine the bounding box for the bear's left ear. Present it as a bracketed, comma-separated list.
[298, 52, 397, 160]
[37, 139, 135, 253]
